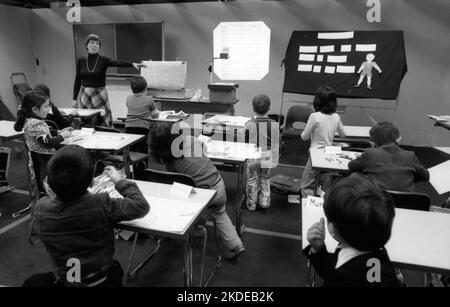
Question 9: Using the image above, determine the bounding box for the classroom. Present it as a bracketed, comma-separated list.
[0, 0, 449, 288]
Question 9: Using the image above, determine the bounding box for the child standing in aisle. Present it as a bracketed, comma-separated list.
[300, 86, 346, 198]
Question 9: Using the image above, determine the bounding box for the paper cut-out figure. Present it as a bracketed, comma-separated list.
[354, 53, 382, 90]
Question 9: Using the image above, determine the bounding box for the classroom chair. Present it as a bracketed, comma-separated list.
[385, 190, 431, 211]
[129, 168, 222, 286]
[44, 119, 59, 131]
[280, 105, 314, 156]
[0, 147, 14, 195]
[11, 72, 32, 107]
[93, 126, 149, 179]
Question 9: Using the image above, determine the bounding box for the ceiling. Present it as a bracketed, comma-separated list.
[0, 0, 224, 9]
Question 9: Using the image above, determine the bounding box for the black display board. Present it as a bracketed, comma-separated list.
[73, 22, 164, 76]
[282, 31, 407, 99]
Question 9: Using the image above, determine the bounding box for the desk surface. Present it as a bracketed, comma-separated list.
[118, 180, 216, 238]
[310, 148, 361, 172]
[341, 126, 371, 138]
[63, 131, 143, 151]
[428, 115, 450, 131]
[59, 108, 104, 118]
[302, 200, 450, 274]
[0, 120, 23, 141]
[206, 140, 261, 163]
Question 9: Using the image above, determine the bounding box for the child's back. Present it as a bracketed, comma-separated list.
[302, 112, 345, 148]
[348, 122, 429, 192]
[29, 145, 149, 286]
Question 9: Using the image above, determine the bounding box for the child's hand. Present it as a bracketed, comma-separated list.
[104, 166, 123, 184]
[60, 130, 72, 139]
[307, 217, 326, 253]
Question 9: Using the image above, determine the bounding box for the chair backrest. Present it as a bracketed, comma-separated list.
[0, 147, 12, 181]
[284, 105, 314, 131]
[44, 119, 60, 131]
[94, 126, 121, 133]
[385, 190, 431, 211]
[142, 168, 196, 187]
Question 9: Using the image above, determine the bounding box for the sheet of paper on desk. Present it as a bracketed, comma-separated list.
[302, 196, 338, 252]
[428, 160, 450, 194]
[122, 196, 205, 233]
[325, 146, 342, 155]
[170, 182, 195, 199]
[205, 115, 250, 126]
[81, 135, 126, 149]
[69, 128, 94, 141]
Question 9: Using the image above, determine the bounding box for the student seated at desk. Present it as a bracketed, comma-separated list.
[348, 122, 429, 192]
[24, 145, 149, 287]
[300, 86, 346, 198]
[150, 123, 245, 260]
[14, 91, 73, 193]
[34, 84, 77, 129]
[304, 176, 399, 287]
[125, 76, 159, 154]
[244, 94, 279, 211]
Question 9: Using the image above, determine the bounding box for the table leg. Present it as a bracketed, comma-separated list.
[183, 233, 192, 287]
[236, 163, 245, 236]
[122, 148, 131, 179]
[314, 171, 321, 196]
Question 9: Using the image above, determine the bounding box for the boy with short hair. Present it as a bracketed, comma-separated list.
[304, 176, 400, 287]
[348, 122, 429, 192]
[125, 76, 159, 153]
[25, 145, 149, 287]
[244, 94, 279, 211]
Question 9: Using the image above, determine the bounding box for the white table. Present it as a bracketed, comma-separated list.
[116, 180, 216, 286]
[58, 108, 104, 118]
[206, 140, 261, 235]
[0, 120, 23, 142]
[62, 131, 144, 178]
[341, 125, 371, 139]
[302, 201, 450, 275]
[309, 147, 361, 196]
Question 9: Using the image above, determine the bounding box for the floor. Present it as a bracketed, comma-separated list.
[0, 136, 448, 287]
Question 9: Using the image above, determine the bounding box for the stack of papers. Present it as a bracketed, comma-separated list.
[66, 128, 94, 142]
[204, 115, 250, 127]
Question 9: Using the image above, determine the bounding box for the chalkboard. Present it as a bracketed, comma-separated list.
[73, 22, 164, 76]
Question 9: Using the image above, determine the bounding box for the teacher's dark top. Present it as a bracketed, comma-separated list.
[73, 54, 133, 100]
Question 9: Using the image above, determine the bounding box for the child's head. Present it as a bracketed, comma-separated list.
[366, 53, 375, 61]
[313, 86, 337, 115]
[33, 84, 50, 98]
[323, 175, 395, 252]
[130, 76, 147, 94]
[47, 145, 94, 202]
[252, 94, 271, 116]
[150, 122, 179, 164]
[369, 122, 400, 147]
[14, 90, 50, 131]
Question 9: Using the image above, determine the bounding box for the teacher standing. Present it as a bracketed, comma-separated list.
[73, 34, 144, 127]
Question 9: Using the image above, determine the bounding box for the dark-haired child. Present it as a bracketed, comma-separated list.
[125, 76, 159, 153]
[150, 123, 245, 260]
[25, 145, 150, 287]
[34, 84, 76, 129]
[304, 175, 400, 287]
[14, 90, 73, 192]
[244, 94, 279, 211]
[300, 86, 346, 197]
[348, 122, 429, 192]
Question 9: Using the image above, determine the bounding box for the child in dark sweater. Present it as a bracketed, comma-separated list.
[304, 175, 400, 287]
[25, 145, 149, 287]
[348, 122, 429, 192]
